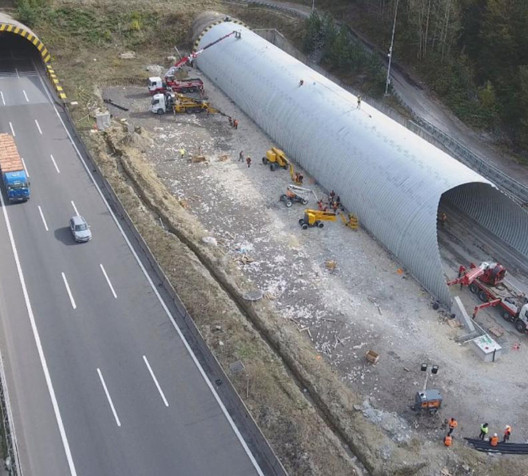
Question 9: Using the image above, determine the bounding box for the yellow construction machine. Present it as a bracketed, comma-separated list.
[151, 92, 222, 115]
[299, 209, 337, 229]
[340, 212, 359, 230]
[262, 147, 304, 184]
[172, 94, 220, 114]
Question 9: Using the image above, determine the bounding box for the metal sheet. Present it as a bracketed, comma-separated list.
[196, 22, 528, 306]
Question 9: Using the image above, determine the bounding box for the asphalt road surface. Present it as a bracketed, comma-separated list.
[0, 46, 264, 475]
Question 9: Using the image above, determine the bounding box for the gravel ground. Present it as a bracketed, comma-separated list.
[102, 71, 528, 450]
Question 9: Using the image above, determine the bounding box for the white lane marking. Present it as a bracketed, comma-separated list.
[0, 192, 78, 476]
[21, 158, 29, 178]
[99, 264, 117, 299]
[0, 91, 5, 106]
[70, 201, 79, 216]
[36, 70, 264, 475]
[143, 356, 169, 407]
[23, 90, 29, 103]
[35, 119, 42, 135]
[96, 368, 121, 427]
[50, 154, 60, 174]
[9, 122, 15, 137]
[37, 206, 49, 231]
[61, 272, 76, 310]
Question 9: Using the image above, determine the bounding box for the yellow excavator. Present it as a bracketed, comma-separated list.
[299, 209, 337, 229]
[262, 147, 304, 184]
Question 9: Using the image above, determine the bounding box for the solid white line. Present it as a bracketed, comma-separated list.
[0, 192, 78, 476]
[143, 356, 169, 407]
[0, 91, 5, 106]
[50, 154, 60, 174]
[23, 90, 29, 103]
[37, 206, 49, 231]
[61, 272, 76, 310]
[36, 69, 264, 475]
[99, 264, 117, 299]
[70, 200, 79, 216]
[21, 158, 29, 178]
[96, 368, 121, 427]
[35, 119, 42, 135]
[9, 122, 15, 137]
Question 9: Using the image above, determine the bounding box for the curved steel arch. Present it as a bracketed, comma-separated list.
[0, 13, 50, 63]
[195, 21, 528, 306]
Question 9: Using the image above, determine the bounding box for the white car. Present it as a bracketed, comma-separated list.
[69, 215, 92, 243]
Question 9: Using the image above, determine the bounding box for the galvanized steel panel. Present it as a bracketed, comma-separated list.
[196, 22, 526, 306]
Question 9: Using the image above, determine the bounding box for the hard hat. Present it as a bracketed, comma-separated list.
[494, 433, 498, 437]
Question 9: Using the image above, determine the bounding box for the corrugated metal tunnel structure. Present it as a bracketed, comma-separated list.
[193, 16, 528, 307]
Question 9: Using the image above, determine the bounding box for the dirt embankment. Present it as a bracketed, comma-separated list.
[78, 123, 525, 476]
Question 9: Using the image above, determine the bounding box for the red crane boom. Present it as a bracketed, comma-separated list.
[165, 30, 241, 77]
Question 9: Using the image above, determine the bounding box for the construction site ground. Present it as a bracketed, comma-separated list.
[102, 69, 528, 472]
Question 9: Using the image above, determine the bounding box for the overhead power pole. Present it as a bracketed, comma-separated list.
[384, 0, 400, 96]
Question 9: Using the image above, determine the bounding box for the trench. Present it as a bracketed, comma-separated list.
[103, 132, 378, 475]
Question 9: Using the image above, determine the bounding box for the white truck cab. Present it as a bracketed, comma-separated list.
[150, 92, 174, 115]
[148, 76, 164, 95]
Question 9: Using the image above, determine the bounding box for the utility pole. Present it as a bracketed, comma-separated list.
[384, 0, 399, 96]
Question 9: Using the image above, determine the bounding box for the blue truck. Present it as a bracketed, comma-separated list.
[0, 133, 30, 202]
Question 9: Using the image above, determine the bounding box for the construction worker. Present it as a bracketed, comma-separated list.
[439, 212, 447, 226]
[329, 190, 336, 201]
[479, 422, 489, 440]
[179, 148, 186, 159]
[503, 425, 512, 443]
[443, 434, 452, 447]
[490, 433, 499, 447]
[246, 156, 251, 168]
[239, 150, 244, 162]
[233, 119, 239, 129]
[317, 200, 324, 211]
[299, 79, 304, 87]
[332, 201, 339, 212]
[228, 116, 233, 127]
[448, 418, 458, 436]
[357, 95, 362, 109]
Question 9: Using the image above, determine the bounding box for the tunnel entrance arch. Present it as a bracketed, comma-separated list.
[0, 13, 50, 63]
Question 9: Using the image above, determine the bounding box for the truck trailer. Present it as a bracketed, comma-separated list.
[0, 134, 30, 202]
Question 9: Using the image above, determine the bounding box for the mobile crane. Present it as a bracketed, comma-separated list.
[448, 261, 528, 333]
[147, 30, 241, 95]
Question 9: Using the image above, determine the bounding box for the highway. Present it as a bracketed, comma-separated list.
[0, 44, 265, 475]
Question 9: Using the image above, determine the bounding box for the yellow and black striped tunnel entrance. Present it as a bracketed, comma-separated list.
[0, 12, 66, 99]
[0, 12, 50, 62]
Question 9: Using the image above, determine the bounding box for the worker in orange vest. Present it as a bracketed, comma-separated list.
[448, 418, 458, 436]
[503, 425, 512, 443]
[490, 433, 499, 446]
[443, 434, 452, 447]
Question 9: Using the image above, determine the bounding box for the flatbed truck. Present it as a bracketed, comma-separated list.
[0, 133, 30, 202]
